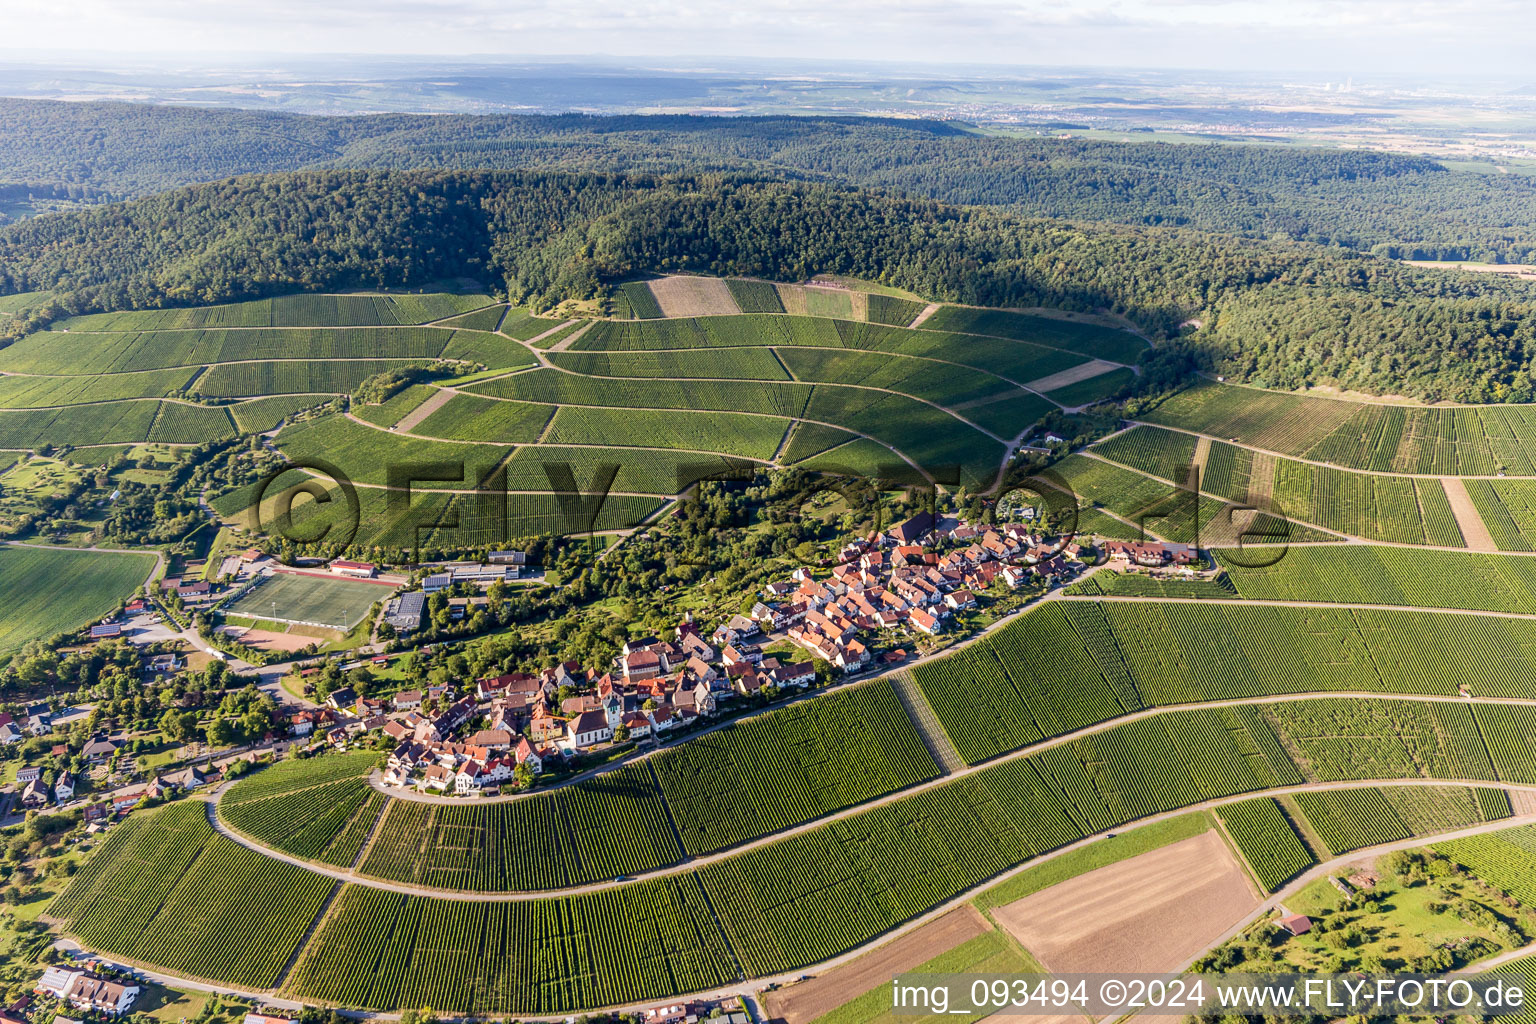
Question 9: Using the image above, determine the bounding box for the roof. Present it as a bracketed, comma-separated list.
[573, 709, 610, 733]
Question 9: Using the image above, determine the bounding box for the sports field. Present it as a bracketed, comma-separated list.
[225, 570, 388, 628]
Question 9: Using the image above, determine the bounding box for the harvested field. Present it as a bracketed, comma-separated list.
[647, 276, 742, 317]
[1025, 359, 1122, 393]
[762, 906, 990, 1024]
[991, 831, 1259, 974]
[1442, 476, 1497, 552]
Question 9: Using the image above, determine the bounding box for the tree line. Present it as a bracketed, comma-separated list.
[4, 168, 1536, 400]
[5, 98, 1536, 261]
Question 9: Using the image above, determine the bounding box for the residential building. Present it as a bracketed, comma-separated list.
[37, 968, 140, 1015]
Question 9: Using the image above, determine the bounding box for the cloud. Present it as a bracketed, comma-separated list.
[0, 0, 1532, 74]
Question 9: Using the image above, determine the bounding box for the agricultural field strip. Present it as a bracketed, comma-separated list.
[585, 308, 1143, 370]
[0, 395, 223, 412]
[1082, 441, 1536, 554]
[535, 360, 1010, 443]
[557, 341, 1068, 411]
[1061, 593, 1536, 622]
[1076, 447, 1352, 541]
[207, 691, 1536, 900]
[1129, 419, 1536, 481]
[339, 410, 778, 463]
[1027, 453, 1281, 544]
[440, 389, 937, 481]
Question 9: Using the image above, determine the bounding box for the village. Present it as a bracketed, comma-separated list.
[1, 509, 1208, 814]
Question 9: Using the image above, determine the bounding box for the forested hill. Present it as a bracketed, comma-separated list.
[5, 168, 1536, 403]
[5, 98, 1536, 262]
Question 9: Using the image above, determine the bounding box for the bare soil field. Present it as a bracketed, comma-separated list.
[1407, 261, 1536, 281]
[1440, 477, 1494, 552]
[1025, 359, 1120, 393]
[647, 276, 741, 317]
[991, 831, 1260, 974]
[1510, 789, 1536, 816]
[215, 624, 315, 652]
[762, 906, 991, 1024]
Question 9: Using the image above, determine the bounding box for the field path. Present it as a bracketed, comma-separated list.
[208, 676, 1536, 903]
[1442, 476, 1498, 552]
[390, 387, 455, 432]
[546, 321, 595, 352]
[1192, 434, 1212, 474]
[908, 302, 941, 328]
[889, 671, 965, 773]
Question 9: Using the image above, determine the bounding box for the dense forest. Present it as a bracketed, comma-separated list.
[5, 99, 1536, 261]
[3, 167, 1536, 401]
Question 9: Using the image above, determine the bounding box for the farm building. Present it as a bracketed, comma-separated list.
[1278, 913, 1311, 936]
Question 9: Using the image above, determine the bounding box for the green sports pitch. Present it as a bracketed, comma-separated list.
[225, 571, 389, 628]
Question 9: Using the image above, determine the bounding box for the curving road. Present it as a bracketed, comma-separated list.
[207, 682, 1536, 901]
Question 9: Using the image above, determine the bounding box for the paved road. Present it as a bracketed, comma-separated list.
[1179, 811, 1536, 975]
[209, 677, 1536, 901]
[155, 783, 1536, 1022]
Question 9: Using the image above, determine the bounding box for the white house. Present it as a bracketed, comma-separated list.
[569, 709, 613, 749]
[454, 762, 483, 793]
[37, 968, 140, 1016]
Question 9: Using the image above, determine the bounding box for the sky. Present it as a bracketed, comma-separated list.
[1, 0, 1534, 76]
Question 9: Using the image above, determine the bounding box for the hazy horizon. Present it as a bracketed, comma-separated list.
[3, 0, 1534, 77]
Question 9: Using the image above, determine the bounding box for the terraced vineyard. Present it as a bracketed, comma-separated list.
[3, 285, 1159, 550]
[231, 683, 936, 890]
[1290, 785, 1506, 856]
[1221, 545, 1536, 610]
[1217, 797, 1315, 891]
[914, 599, 1536, 764]
[1140, 380, 1536, 475]
[61, 692, 1536, 1015]
[1089, 425, 1464, 545]
[1436, 825, 1536, 905]
[357, 761, 682, 890]
[50, 802, 335, 989]
[220, 751, 383, 866]
[43, 276, 1536, 1017]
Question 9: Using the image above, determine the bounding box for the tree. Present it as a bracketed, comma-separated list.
[205, 716, 238, 748]
[158, 708, 198, 742]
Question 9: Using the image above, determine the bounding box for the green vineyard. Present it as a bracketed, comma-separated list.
[50, 802, 335, 989]
[1217, 797, 1315, 892]
[57, 696, 1536, 1014]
